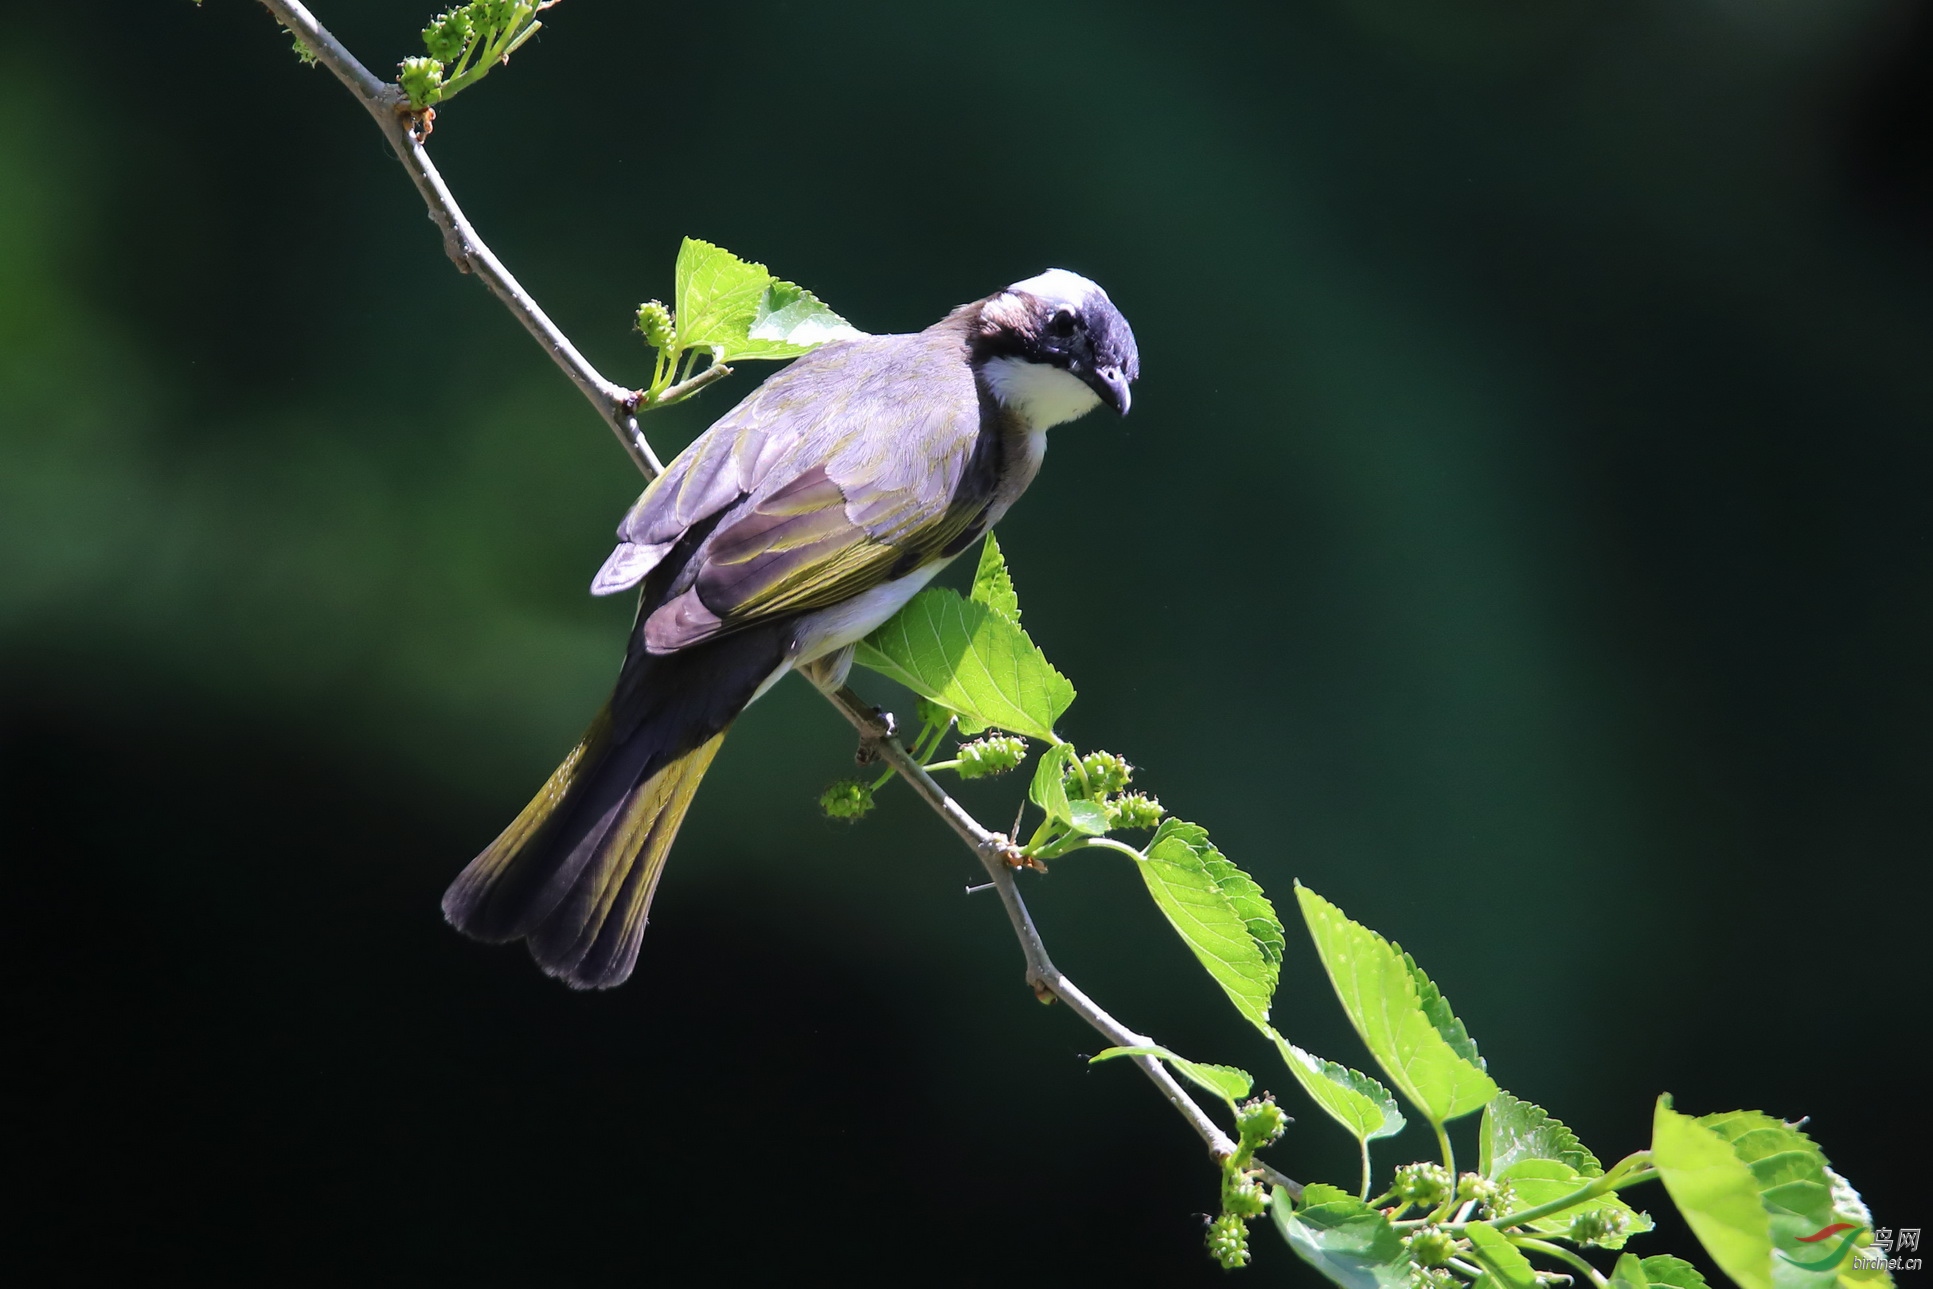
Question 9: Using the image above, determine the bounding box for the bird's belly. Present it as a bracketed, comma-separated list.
[791, 560, 949, 663]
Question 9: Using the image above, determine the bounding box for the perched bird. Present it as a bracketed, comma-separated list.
[442, 269, 1139, 988]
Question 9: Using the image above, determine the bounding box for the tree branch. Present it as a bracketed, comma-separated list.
[260, 0, 662, 478]
[259, 0, 1298, 1200]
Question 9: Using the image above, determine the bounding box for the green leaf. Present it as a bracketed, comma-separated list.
[1066, 799, 1111, 835]
[1613, 1254, 1654, 1289]
[1273, 1184, 1411, 1289]
[1029, 743, 1075, 823]
[1480, 1091, 1603, 1178]
[1090, 1044, 1253, 1107]
[854, 587, 1074, 742]
[1827, 1169, 1893, 1289]
[1697, 1111, 1886, 1289]
[1499, 1158, 1654, 1248]
[1643, 1256, 1714, 1289]
[1294, 884, 1499, 1126]
[1136, 821, 1280, 1028]
[1466, 1223, 1539, 1289]
[971, 531, 1021, 625]
[1275, 1038, 1406, 1144]
[672, 238, 861, 363]
[1652, 1097, 1774, 1289]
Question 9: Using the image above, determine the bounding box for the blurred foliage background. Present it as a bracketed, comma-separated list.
[4, 0, 1929, 1282]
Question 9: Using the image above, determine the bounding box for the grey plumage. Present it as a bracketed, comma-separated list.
[443, 272, 1139, 989]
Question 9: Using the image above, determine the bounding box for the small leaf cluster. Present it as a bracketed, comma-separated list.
[634, 239, 860, 407]
[400, 2, 550, 110]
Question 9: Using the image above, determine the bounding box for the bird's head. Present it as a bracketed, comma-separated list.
[972, 268, 1140, 428]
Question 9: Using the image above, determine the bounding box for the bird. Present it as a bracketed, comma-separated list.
[441, 268, 1140, 989]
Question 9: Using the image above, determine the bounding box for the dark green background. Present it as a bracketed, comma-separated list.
[4, 0, 1928, 1282]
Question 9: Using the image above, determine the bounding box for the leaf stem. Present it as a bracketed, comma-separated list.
[1475, 1166, 1657, 1233]
[1515, 1236, 1608, 1283]
[1360, 1137, 1373, 1202]
[1511, 1237, 1608, 1289]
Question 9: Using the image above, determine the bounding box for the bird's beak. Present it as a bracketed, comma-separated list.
[1091, 364, 1132, 416]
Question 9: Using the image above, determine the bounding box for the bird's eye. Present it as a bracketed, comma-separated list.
[1048, 309, 1078, 337]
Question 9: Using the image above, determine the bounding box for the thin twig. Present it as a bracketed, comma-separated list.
[824, 688, 1301, 1198]
[258, 0, 1299, 1202]
[258, 0, 662, 477]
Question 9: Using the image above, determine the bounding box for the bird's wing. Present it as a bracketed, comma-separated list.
[593, 333, 997, 655]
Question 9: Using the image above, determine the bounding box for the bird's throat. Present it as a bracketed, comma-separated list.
[979, 354, 1102, 431]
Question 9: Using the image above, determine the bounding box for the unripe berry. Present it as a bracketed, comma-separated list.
[818, 779, 874, 821]
[1236, 1095, 1288, 1148]
[1392, 1162, 1453, 1208]
[1206, 1213, 1250, 1269]
[1404, 1226, 1457, 1268]
[1107, 792, 1165, 830]
[1567, 1208, 1630, 1248]
[1223, 1177, 1267, 1219]
[635, 300, 676, 351]
[1078, 750, 1132, 796]
[422, 10, 474, 62]
[1411, 1267, 1459, 1289]
[399, 56, 446, 109]
[955, 735, 1027, 779]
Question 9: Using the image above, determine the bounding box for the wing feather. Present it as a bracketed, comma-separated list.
[603, 328, 997, 653]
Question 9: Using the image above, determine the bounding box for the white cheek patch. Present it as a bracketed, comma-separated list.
[982, 354, 1102, 430]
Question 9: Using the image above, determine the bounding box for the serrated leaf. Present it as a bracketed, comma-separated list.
[854, 587, 1073, 742]
[1029, 743, 1075, 822]
[1273, 1183, 1411, 1289]
[1500, 1158, 1654, 1249]
[672, 237, 861, 363]
[1614, 1254, 1654, 1289]
[1694, 1111, 1883, 1289]
[970, 531, 1020, 625]
[1138, 821, 1279, 1028]
[1827, 1170, 1893, 1289]
[1644, 1256, 1714, 1289]
[1090, 1044, 1252, 1107]
[1275, 1038, 1406, 1144]
[1066, 799, 1111, 835]
[1294, 884, 1499, 1126]
[1466, 1223, 1540, 1289]
[743, 278, 860, 355]
[1653, 1097, 1775, 1289]
[1481, 1091, 1603, 1178]
[1155, 820, 1284, 966]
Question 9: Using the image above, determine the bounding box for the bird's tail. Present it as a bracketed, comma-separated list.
[443, 630, 782, 989]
